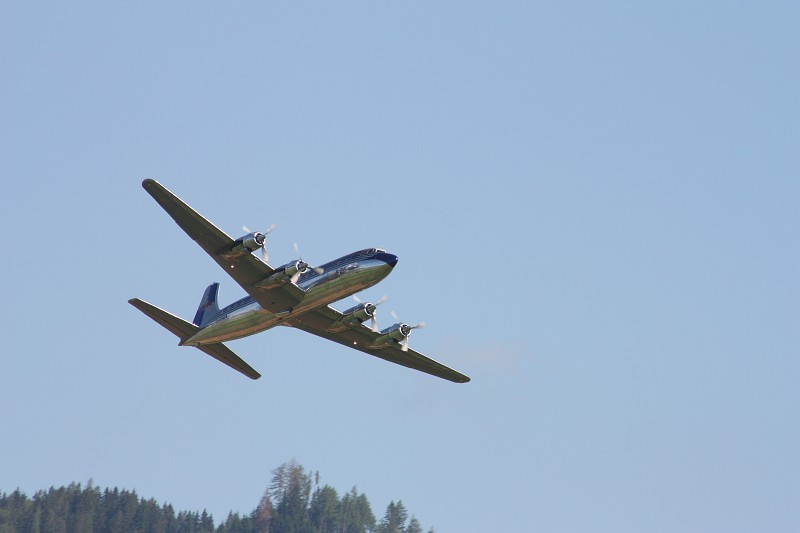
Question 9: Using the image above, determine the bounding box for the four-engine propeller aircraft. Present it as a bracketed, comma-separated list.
[129, 179, 470, 383]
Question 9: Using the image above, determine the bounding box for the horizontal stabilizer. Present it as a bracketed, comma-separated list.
[129, 298, 198, 339]
[195, 343, 261, 380]
[128, 298, 261, 380]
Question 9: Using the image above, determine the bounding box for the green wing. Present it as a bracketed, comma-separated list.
[142, 179, 304, 313]
[286, 306, 470, 383]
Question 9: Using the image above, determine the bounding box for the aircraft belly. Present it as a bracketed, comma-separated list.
[298, 262, 390, 313]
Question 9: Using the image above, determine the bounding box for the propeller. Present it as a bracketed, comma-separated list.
[290, 242, 324, 284]
[242, 223, 276, 261]
[390, 311, 426, 352]
[353, 294, 388, 332]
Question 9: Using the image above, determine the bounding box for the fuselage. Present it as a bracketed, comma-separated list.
[182, 249, 398, 346]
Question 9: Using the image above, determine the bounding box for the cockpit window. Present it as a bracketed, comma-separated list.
[371, 248, 386, 253]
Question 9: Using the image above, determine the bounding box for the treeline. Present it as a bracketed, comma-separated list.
[0, 461, 431, 533]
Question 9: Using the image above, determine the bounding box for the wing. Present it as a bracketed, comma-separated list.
[142, 179, 303, 312]
[287, 306, 470, 383]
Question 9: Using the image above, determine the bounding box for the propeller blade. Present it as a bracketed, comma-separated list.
[244, 223, 277, 234]
[373, 296, 389, 331]
[293, 243, 323, 275]
[397, 318, 423, 351]
[355, 294, 387, 306]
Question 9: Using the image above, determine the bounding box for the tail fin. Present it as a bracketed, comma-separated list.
[193, 282, 221, 327]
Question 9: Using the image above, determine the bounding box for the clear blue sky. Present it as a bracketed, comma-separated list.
[1, 3, 798, 532]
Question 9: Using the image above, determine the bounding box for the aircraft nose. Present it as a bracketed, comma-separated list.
[378, 253, 398, 267]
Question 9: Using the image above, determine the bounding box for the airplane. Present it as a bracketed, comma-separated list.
[129, 179, 470, 383]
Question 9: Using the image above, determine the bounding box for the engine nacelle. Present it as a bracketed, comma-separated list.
[222, 232, 266, 258]
[343, 302, 377, 323]
[326, 302, 377, 332]
[238, 232, 266, 252]
[281, 260, 309, 279]
[369, 323, 411, 348]
[255, 260, 308, 288]
[387, 323, 412, 341]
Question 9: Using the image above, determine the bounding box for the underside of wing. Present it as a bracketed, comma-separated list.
[141, 179, 304, 313]
[287, 306, 470, 383]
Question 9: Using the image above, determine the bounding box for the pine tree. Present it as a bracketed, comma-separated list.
[269, 461, 312, 533]
[217, 510, 253, 533]
[41, 486, 69, 533]
[72, 480, 101, 533]
[0, 490, 32, 533]
[405, 516, 423, 533]
[339, 488, 375, 533]
[201, 509, 215, 531]
[376, 501, 408, 533]
[163, 502, 177, 532]
[252, 489, 273, 533]
[309, 485, 339, 533]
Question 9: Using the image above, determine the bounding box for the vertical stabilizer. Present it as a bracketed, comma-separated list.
[193, 282, 221, 326]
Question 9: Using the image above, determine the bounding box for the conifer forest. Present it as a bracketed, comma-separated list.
[0, 461, 431, 533]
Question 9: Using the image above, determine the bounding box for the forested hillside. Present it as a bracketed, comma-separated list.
[0, 461, 430, 533]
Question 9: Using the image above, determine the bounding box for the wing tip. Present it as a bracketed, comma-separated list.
[237, 365, 262, 380]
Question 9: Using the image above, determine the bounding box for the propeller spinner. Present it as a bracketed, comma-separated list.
[390, 310, 426, 352]
[290, 242, 324, 284]
[242, 223, 276, 261]
[353, 294, 388, 332]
